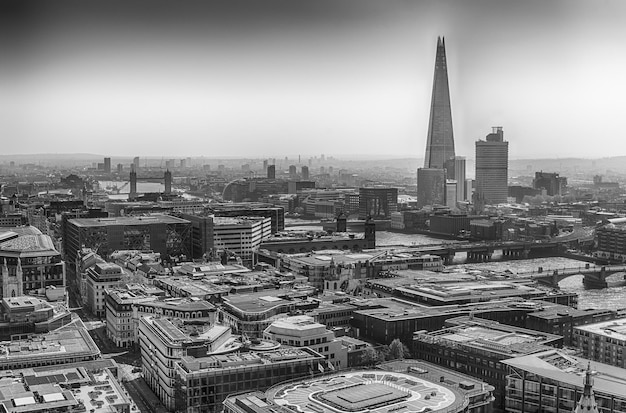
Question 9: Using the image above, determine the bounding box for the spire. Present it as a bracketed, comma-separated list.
[573, 362, 599, 413]
[424, 36, 455, 169]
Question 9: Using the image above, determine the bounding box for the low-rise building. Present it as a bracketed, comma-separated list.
[573, 317, 626, 368]
[0, 320, 100, 370]
[0, 362, 131, 413]
[224, 361, 494, 413]
[263, 315, 348, 370]
[413, 316, 562, 410]
[175, 347, 325, 413]
[503, 349, 626, 413]
[0, 296, 73, 340]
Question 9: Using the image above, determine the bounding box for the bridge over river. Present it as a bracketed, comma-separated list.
[514, 264, 626, 289]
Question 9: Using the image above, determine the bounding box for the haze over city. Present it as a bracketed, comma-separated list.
[3, 0, 626, 159]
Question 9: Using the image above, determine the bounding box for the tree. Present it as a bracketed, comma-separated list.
[359, 347, 379, 366]
[388, 339, 411, 360]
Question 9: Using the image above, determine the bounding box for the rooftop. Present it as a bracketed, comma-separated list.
[0, 235, 59, 257]
[503, 349, 626, 399]
[68, 215, 190, 227]
[574, 317, 626, 341]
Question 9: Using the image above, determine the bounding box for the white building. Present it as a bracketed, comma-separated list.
[84, 263, 124, 317]
[263, 315, 348, 370]
[213, 216, 272, 263]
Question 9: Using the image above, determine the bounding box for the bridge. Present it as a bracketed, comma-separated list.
[403, 240, 564, 264]
[516, 264, 626, 288]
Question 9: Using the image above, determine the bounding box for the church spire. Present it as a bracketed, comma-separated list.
[573, 362, 599, 413]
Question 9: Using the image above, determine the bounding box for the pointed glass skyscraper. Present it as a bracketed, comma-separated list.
[424, 37, 455, 169]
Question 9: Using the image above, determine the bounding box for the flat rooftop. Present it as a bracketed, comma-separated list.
[0, 322, 99, 364]
[269, 370, 460, 413]
[503, 349, 626, 399]
[68, 215, 190, 227]
[574, 317, 626, 341]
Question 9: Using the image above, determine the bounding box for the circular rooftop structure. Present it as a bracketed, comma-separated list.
[270, 370, 464, 413]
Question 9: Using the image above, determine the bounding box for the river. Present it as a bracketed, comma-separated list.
[283, 223, 626, 311]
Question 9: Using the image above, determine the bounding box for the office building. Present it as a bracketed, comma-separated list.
[267, 165, 276, 179]
[213, 216, 272, 264]
[445, 180, 457, 208]
[413, 317, 562, 409]
[301, 165, 310, 180]
[0, 320, 100, 370]
[454, 156, 467, 201]
[475, 127, 509, 205]
[417, 168, 446, 207]
[503, 349, 626, 413]
[533, 172, 567, 196]
[263, 315, 348, 370]
[133, 156, 140, 169]
[84, 263, 124, 317]
[424, 37, 455, 170]
[138, 315, 233, 409]
[174, 348, 325, 413]
[64, 215, 192, 266]
[104, 157, 111, 174]
[594, 222, 626, 262]
[0, 363, 131, 413]
[358, 187, 398, 219]
[572, 317, 626, 368]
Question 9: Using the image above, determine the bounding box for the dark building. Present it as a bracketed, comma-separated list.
[475, 127, 508, 206]
[417, 168, 445, 207]
[533, 172, 567, 196]
[179, 214, 214, 259]
[358, 187, 398, 220]
[429, 214, 483, 237]
[288, 165, 297, 179]
[301, 166, 310, 180]
[413, 317, 562, 410]
[64, 215, 192, 266]
[267, 165, 276, 179]
[104, 157, 111, 174]
[508, 185, 540, 203]
[424, 37, 455, 170]
[164, 169, 172, 194]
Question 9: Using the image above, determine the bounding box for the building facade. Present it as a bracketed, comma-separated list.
[475, 127, 509, 206]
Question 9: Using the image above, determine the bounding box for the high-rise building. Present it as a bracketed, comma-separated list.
[358, 187, 398, 220]
[301, 166, 310, 180]
[417, 168, 445, 208]
[424, 37, 455, 170]
[133, 156, 140, 169]
[419, 37, 456, 207]
[103, 157, 111, 174]
[475, 127, 508, 205]
[454, 156, 466, 202]
[445, 180, 457, 208]
[533, 171, 567, 196]
[289, 164, 297, 179]
[267, 164, 276, 179]
[164, 169, 172, 194]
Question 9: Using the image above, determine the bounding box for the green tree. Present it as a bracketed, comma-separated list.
[388, 339, 410, 360]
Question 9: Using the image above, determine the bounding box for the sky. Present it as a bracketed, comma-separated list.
[2, 0, 626, 159]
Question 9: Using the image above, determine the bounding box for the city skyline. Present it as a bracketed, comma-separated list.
[3, 0, 626, 158]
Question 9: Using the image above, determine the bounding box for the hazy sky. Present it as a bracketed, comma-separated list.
[3, 0, 626, 159]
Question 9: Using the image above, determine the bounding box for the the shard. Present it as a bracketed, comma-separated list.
[424, 37, 455, 169]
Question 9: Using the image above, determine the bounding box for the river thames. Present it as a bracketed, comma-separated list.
[287, 224, 626, 311]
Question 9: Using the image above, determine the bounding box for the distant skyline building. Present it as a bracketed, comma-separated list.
[417, 168, 445, 208]
[301, 165, 310, 180]
[475, 127, 509, 205]
[267, 164, 276, 179]
[424, 37, 455, 170]
[133, 156, 140, 169]
[454, 156, 466, 202]
[103, 157, 111, 174]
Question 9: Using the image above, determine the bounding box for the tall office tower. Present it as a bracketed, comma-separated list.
[164, 169, 172, 194]
[417, 168, 445, 208]
[454, 156, 466, 201]
[267, 165, 276, 179]
[445, 180, 457, 208]
[475, 127, 509, 205]
[301, 166, 310, 180]
[424, 37, 455, 170]
[104, 157, 111, 174]
[117, 163, 123, 174]
[289, 165, 297, 179]
[129, 164, 137, 199]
